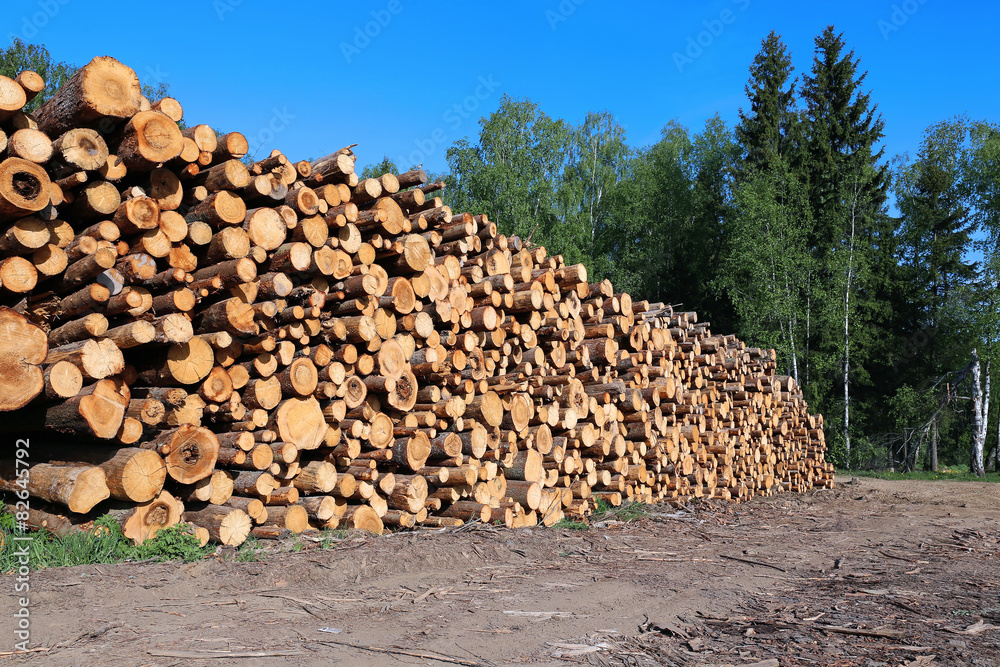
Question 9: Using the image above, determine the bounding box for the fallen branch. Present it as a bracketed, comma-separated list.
[316, 639, 485, 666]
[0, 648, 51, 657]
[720, 554, 788, 573]
[148, 649, 306, 658]
[780, 620, 902, 639]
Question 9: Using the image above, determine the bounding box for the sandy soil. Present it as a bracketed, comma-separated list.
[2, 476, 999, 667]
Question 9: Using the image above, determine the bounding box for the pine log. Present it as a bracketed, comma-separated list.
[341, 504, 383, 535]
[0, 461, 109, 513]
[291, 460, 338, 493]
[142, 425, 219, 484]
[114, 110, 184, 171]
[33, 56, 141, 136]
[114, 490, 183, 544]
[38, 444, 165, 503]
[182, 505, 250, 546]
[0, 158, 51, 222]
[0, 307, 47, 409]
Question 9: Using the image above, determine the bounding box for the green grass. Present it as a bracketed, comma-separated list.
[319, 528, 348, 549]
[0, 513, 213, 573]
[841, 465, 1000, 483]
[591, 499, 649, 522]
[233, 535, 264, 562]
[548, 498, 651, 531]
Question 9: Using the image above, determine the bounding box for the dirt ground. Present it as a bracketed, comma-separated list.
[2, 476, 999, 667]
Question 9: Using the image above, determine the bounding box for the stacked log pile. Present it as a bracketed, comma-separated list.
[0, 57, 833, 547]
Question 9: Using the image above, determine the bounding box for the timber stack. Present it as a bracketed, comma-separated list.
[0, 57, 833, 548]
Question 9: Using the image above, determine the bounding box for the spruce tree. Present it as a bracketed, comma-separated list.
[726, 32, 811, 383]
[801, 26, 889, 257]
[735, 31, 799, 172]
[800, 26, 891, 466]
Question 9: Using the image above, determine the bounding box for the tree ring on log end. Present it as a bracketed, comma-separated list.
[0, 307, 47, 410]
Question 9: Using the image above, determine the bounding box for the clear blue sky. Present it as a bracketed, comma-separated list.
[6, 0, 999, 175]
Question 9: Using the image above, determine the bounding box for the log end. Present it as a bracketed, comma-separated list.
[0, 307, 47, 410]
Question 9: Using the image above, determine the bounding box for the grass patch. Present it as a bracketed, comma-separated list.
[546, 499, 650, 531]
[234, 535, 264, 562]
[591, 499, 649, 522]
[554, 518, 588, 530]
[319, 528, 349, 549]
[842, 466, 1000, 483]
[0, 512, 213, 573]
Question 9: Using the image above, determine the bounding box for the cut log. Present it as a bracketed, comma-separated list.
[116, 490, 183, 544]
[46, 338, 124, 380]
[0, 307, 47, 410]
[271, 397, 327, 451]
[114, 110, 184, 171]
[341, 504, 383, 535]
[260, 504, 308, 533]
[0, 158, 51, 222]
[390, 431, 431, 471]
[40, 444, 165, 503]
[44, 360, 83, 399]
[6, 129, 53, 164]
[291, 460, 337, 493]
[33, 56, 141, 136]
[0, 462, 109, 513]
[143, 425, 220, 484]
[182, 505, 251, 546]
[33, 378, 128, 439]
[0, 75, 27, 120]
[138, 337, 215, 386]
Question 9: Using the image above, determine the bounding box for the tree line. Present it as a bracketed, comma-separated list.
[429, 27, 999, 474]
[3, 32, 997, 473]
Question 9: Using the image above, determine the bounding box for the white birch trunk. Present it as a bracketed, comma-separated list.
[842, 187, 859, 467]
[970, 349, 987, 477]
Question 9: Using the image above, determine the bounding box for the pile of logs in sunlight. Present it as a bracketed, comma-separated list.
[0, 57, 833, 548]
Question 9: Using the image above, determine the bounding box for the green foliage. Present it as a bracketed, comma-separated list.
[846, 466, 1000, 483]
[554, 518, 588, 530]
[0, 38, 76, 111]
[445, 95, 573, 244]
[134, 524, 212, 563]
[0, 38, 175, 125]
[717, 159, 812, 379]
[0, 513, 211, 573]
[590, 500, 648, 523]
[735, 30, 800, 172]
[360, 156, 401, 181]
[608, 501, 649, 522]
[234, 536, 264, 562]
